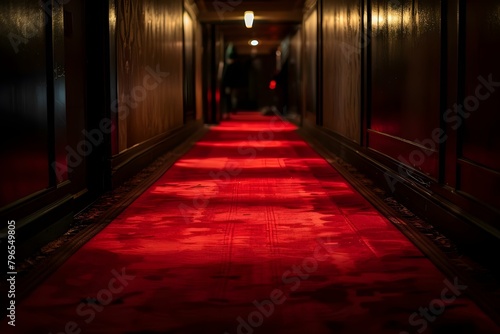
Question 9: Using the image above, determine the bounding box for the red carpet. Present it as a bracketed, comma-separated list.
[6, 113, 499, 333]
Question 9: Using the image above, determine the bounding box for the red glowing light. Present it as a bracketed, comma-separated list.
[269, 80, 277, 90]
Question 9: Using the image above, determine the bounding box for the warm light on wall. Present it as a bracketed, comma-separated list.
[244, 11, 254, 28]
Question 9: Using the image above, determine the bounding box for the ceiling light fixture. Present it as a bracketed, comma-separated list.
[244, 11, 254, 28]
[249, 39, 259, 46]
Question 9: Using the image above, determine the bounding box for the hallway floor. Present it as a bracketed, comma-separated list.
[7, 113, 500, 334]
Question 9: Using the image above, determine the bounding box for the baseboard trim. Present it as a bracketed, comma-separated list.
[298, 123, 500, 260]
[110, 120, 204, 188]
[0, 195, 74, 262]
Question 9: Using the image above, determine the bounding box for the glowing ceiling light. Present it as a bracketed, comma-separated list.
[244, 11, 254, 28]
[249, 39, 259, 46]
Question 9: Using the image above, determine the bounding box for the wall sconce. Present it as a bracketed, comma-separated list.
[244, 11, 254, 28]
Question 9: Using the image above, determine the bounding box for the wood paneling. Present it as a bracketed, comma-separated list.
[287, 29, 302, 116]
[457, 0, 500, 208]
[52, 3, 68, 185]
[183, 10, 196, 122]
[442, 0, 459, 187]
[458, 160, 500, 210]
[116, 0, 184, 151]
[370, 0, 441, 178]
[0, 0, 203, 257]
[0, 0, 50, 206]
[0, 0, 73, 250]
[64, 0, 88, 202]
[195, 21, 203, 121]
[303, 8, 317, 122]
[322, 0, 361, 143]
[301, 0, 500, 248]
[368, 130, 439, 179]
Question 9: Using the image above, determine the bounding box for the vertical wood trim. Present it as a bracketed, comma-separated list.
[361, 0, 371, 147]
[316, 0, 323, 126]
[46, 1, 56, 187]
[456, 0, 467, 190]
[52, 2, 68, 185]
[442, 0, 459, 188]
[439, 0, 448, 184]
[109, 0, 118, 156]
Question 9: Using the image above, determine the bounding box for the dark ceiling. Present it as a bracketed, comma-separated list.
[193, 0, 309, 55]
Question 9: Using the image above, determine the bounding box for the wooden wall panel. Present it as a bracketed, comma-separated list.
[0, 0, 50, 206]
[303, 9, 318, 122]
[183, 10, 196, 122]
[64, 0, 88, 199]
[196, 21, 203, 121]
[370, 0, 441, 178]
[287, 29, 302, 116]
[322, 0, 361, 143]
[116, 0, 184, 152]
[458, 0, 500, 208]
[304, 0, 500, 251]
[52, 4, 68, 184]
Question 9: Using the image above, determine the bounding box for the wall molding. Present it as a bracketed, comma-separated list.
[299, 122, 500, 262]
[110, 120, 204, 188]
[0, 195, 73, 262]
